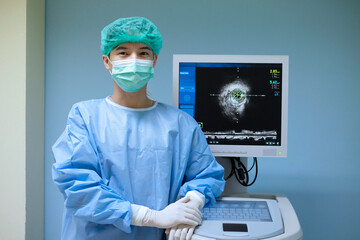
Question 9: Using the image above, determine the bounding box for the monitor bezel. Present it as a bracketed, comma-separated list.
[173, 54, 289, 158]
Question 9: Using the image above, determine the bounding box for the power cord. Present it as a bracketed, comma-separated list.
[224, 157, 258, 187]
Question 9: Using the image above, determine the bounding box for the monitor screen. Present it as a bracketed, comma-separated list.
[173, 55, 288, 157]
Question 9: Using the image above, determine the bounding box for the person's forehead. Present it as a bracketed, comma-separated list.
[114, 42, 152, 51]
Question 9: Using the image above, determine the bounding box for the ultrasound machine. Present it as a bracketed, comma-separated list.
[173, 55, 303, 240]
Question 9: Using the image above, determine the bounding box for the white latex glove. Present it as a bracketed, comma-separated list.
[184, 191, 205, 209]
[131, 195, 202, 229]
[166, 191, 206, 240]
[166, 224, 195, 240]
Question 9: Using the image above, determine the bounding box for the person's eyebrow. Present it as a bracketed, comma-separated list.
[115, 46, 128, 50]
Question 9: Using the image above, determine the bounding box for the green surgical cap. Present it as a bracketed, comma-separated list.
[101, 17, 163, 56]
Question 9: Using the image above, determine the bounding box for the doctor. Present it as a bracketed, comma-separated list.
[52, 16, 225, 240]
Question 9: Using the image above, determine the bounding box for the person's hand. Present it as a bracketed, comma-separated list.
[184, 191, 205, 210]
[166, 224, 195, 240]
[143, 196, 202, 229]
[165, 192, 205, 239]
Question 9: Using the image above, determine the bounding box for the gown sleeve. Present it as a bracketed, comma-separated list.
[179, 125, 226, 207]
[52, 104, 132, 233]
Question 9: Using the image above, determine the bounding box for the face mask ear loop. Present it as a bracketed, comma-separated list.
[107, 56, 113, 74]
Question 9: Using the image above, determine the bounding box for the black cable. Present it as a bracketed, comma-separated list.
[235, 158, 248, 184]
[227, 157, 258, 187]
[244, 157, 258, 187]
[247, 157, 257, 172]
[224, 158, 235, 180]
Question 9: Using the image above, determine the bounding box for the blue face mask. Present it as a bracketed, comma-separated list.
[109, 58, 154, 92]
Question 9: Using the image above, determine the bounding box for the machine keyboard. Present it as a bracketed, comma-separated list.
[201, 200, 272, 222]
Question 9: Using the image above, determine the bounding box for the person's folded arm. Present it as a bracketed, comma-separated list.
[180, 126, 225, 207]
[166, 126, 226, 240]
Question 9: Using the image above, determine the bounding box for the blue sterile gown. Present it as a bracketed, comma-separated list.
[52, 97, 225, 240]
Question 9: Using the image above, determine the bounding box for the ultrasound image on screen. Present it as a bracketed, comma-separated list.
[194, 64, 282, 146]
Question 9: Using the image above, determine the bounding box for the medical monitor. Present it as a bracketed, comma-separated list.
[173, 55, 289, 157]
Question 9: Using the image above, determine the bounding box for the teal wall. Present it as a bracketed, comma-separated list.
[45, 0, 360, 239]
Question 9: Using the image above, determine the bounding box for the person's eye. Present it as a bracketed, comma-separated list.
[141, 52, 149, 55]
[118, 52, 127, 56]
